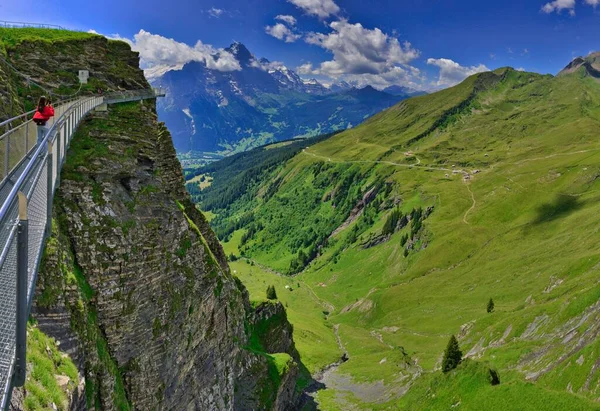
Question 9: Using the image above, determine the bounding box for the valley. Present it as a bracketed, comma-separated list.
[195, 61, 600, 409]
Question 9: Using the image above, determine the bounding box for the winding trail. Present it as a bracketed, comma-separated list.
[302, 149, 454, 173]
[512, 149, 599, 165]
[463, 184, 476, 225]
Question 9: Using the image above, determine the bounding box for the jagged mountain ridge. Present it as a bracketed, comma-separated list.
[152, 42, 414, 154]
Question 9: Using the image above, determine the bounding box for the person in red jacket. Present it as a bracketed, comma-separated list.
[32, 96, 54, 145]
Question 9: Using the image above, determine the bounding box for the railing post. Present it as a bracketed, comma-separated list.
[25, 121, 29, 154]
[56, 123, 62, 169]
[13, 191, 28, 388]
[46, 141, 53, 236]
[4, 132, 10, 178]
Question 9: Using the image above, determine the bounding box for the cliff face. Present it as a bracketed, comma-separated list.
[3, 32, 302, 410]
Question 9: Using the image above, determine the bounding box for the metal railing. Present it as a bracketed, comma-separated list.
[0, 21, 66, 30]
[0, 88, 164, 410]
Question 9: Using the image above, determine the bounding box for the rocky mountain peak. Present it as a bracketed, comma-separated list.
[226, 41, 254, 65]
[558, 51, 600, 78]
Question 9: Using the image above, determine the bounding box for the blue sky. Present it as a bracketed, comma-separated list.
[2, 0, 599, 90]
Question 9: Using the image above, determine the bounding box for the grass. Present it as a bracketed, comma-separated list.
[23, 322, 79, 411]
[0, 27, 100, 54]
[201, 68, 600, 409]
[398, 360, 599, 411]
[231, 260, 341, 373]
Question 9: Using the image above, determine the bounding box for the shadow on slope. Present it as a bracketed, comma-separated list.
[532, 194, 584, 225]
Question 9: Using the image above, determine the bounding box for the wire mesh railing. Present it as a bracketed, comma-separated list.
[0, 88, 163, 410]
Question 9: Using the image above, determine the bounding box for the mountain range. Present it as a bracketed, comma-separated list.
[152, 42, 421, 155]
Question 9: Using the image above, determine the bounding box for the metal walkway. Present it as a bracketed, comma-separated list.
[0, 88, 165, 409]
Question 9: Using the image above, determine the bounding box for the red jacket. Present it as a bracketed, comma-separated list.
[32, 105, 55, 122]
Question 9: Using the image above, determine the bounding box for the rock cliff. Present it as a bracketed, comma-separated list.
[2, 30, 302, 410]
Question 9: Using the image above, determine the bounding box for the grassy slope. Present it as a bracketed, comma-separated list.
[205, 67, 600, 409]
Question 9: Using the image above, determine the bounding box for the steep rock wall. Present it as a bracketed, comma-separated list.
[2, 32, 302, 410]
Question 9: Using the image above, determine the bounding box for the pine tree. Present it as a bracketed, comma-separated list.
[487, 298, 495, 313]
[266, 285, 277, 300]
[442, 335, 462, 373]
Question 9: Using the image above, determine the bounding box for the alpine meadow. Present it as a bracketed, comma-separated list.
[193, 56, 600, 410]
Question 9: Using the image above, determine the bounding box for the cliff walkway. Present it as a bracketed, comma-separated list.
[0, 88, 165, 409]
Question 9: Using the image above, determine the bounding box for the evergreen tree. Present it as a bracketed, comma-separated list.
[488, 368, 500, 385]
[442, 335, 462, 373]
[382, 208, 402, 236]
[487, 298, 495, 313]
[266, 285, 278, 300]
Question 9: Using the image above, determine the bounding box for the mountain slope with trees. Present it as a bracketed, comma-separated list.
[196, 57, 600, 409]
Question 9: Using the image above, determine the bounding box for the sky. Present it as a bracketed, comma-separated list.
[2, 0, 599, 90]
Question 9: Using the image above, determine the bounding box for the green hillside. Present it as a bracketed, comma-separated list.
[198, 64, 600, 409]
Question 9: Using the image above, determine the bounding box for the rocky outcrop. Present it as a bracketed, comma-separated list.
[558, 52, 600, 79]
[3, 32, 302, 410]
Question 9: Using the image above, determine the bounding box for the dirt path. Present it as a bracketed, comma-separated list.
[302, 149, 454, 173]
[463, 183, 476, 225]
[512, 149, 599, 165]
[304, 281, 336, 313]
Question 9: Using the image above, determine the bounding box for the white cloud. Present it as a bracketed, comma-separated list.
[297, 20, 423, 89]
[110, 30, 241, 78]
[297, 63, 315, 75]
[287, 0, 340, 18]
[541, 0, 576, 15]
[276, 15, 297, 25]
[542, 0, 599, 13]
[305, 20, 420, 77]
[427, 58, 489, 87]
[208, 7, 225, 17]
[87, 29, 100, 34]
[344, 66, 423, 90]
[265, 23, 301, 43]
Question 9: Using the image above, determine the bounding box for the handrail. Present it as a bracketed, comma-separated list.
[0, 88, 164, 411]
[0, 96, 81, 129]
[0, 97, 95, 224]
[0, 21, 66, 30]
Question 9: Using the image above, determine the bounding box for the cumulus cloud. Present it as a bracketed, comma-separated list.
[304, 20, 420, 78]
[427, 58, 489, 87]
[265, 23, 301, 43]
[297, 20, 424, 89]
[110, 30, 241, 79]
[541, 0, 576, 15]
[287, 0, 340, 18]
[276, 15, 297, 25]
[585, 0, 599, 5]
